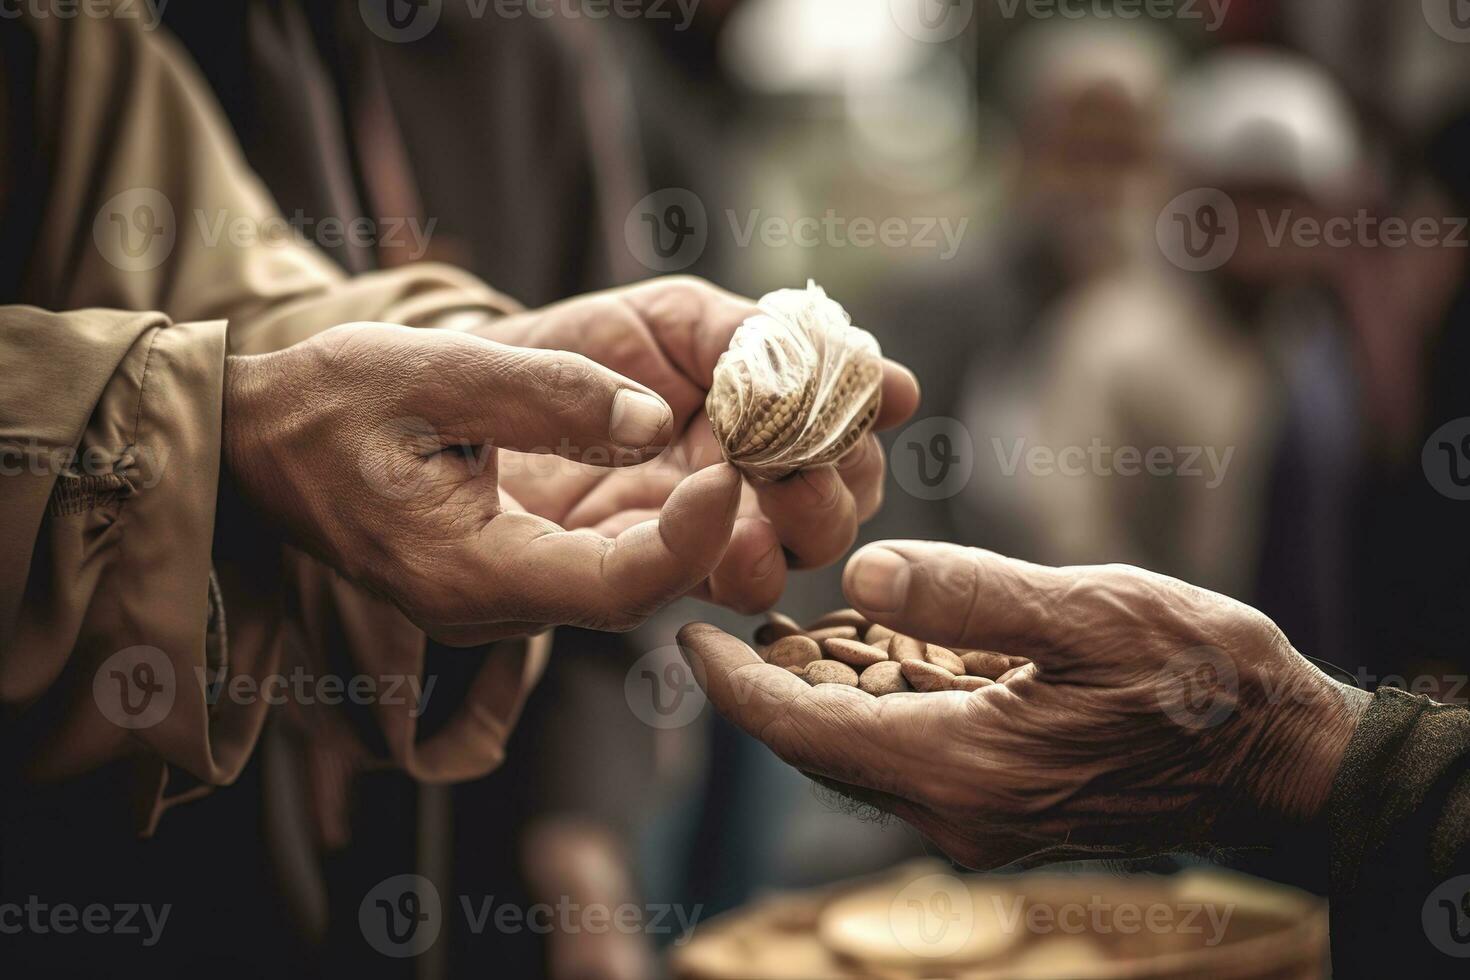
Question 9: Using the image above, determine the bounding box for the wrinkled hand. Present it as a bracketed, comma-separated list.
[678, 541, 1367, 869]
[224, 322, 742, 645]
[476, 277, 922, 613]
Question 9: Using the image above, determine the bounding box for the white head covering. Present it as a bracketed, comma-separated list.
[1166, 49, 1362, 202]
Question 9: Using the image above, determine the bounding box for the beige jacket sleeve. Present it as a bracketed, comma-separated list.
[1, 10, 545, 833]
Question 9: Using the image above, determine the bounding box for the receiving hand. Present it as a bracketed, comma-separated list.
[223, 322, 742, 645]
[678, 541, 1367, 868]
[477, 277, 922, 613]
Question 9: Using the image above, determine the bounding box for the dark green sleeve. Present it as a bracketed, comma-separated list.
[1327, 688, 1470, 974]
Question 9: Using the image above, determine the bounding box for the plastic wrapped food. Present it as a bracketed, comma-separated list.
[707, 281, 883, 481]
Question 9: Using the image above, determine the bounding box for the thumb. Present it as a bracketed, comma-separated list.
[841, 541, 1079, 660]
[426, 332, 675, 464]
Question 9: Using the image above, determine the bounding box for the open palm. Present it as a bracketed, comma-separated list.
[677, 541, 1365, 867]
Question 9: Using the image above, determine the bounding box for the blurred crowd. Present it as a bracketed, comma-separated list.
[634, 0, 1470, 973]
[9, 0, 1470, 976]
[625, 0, 1470, 969]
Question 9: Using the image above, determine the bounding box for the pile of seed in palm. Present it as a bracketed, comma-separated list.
[753, 609, 1031, 695]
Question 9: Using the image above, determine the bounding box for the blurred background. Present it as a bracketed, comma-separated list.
[13, 0, 1470, 976]
[613, 1, 1470, 975]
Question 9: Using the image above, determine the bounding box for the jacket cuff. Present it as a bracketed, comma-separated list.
[15, 314, 262, 787]
[1327, 687, 1470, 894]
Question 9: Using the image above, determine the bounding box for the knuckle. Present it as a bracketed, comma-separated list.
[1225, 601, 1286, 647]
[539, 350, 592, 391]
[541, 352, 606, 413]
[952, 549, 990, 634]
[636, 276, 710, 330]
[1064, 564, 1145, 616]
[500, 351, 610, 449]
[654, 274, 713, 298]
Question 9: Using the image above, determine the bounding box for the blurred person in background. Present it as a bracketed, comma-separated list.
[945, 17, 1181, 561]
[1340, 104, 1470, 703]
[983, 50, 1365, 639]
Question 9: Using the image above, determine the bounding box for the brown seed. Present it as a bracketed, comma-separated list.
[888, 633, 926, 663]
[786, 665, 809, 678]
[864, 624, 896, 645]
[960, 650, 1014, 679]
[951, 675, 994, 692]
[823, 638, 888, 670]
[859, 661, 911, 696]
[805, 660, 859, 687]
[767, 635, 821, 670]
[901, 659, 956, 692]
[754, 612, 803, 646]
[924, 644, 965, 675]
[808, 625, 859, 644]
[807, 608, 870, 632]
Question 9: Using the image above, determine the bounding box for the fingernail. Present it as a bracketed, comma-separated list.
[610, 389, 671, 449]
[847, 547, 909, 613]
